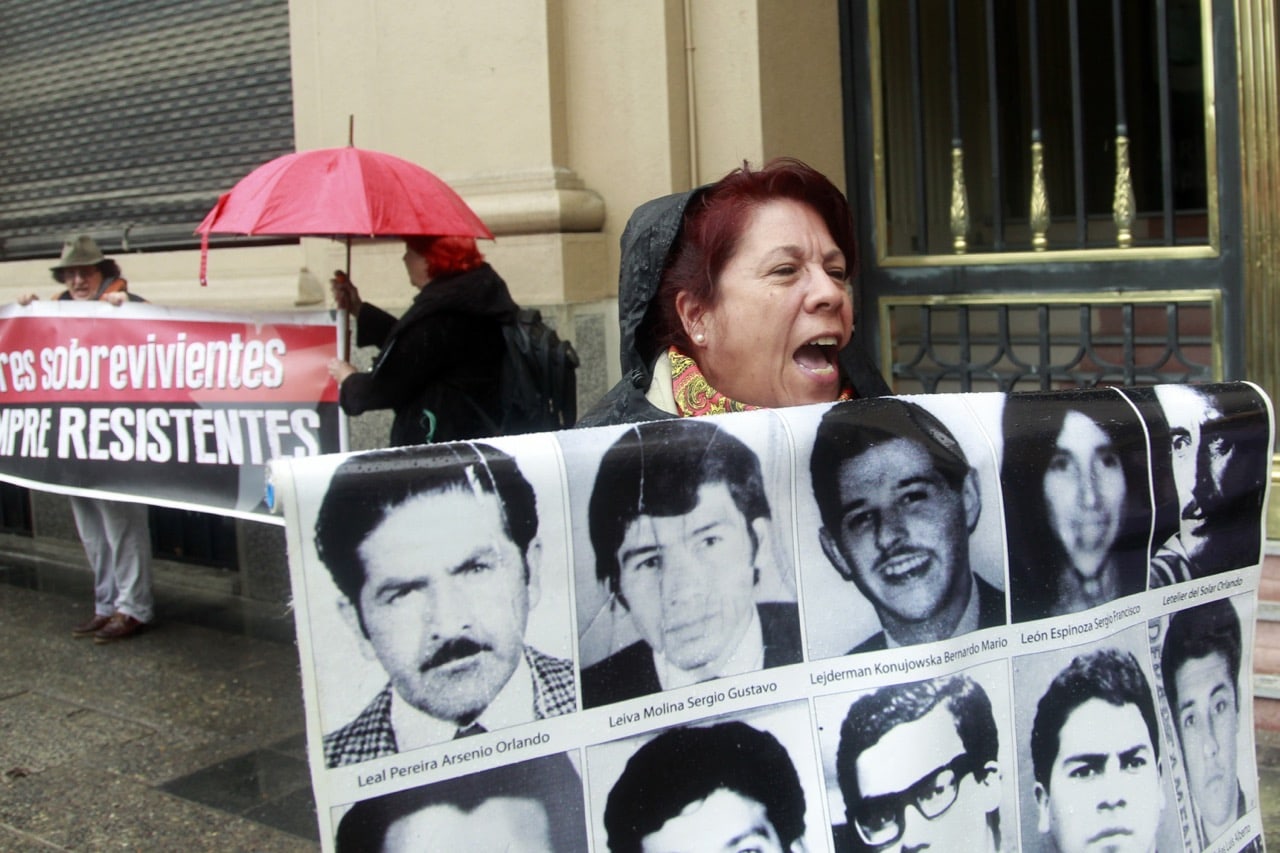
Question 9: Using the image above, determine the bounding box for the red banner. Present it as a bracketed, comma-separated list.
[0, 301, 341, 523]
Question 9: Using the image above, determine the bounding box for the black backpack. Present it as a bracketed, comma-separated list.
[466, 308, 580, 436]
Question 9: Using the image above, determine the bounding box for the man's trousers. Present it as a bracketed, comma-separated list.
[69, 496, 154, 623]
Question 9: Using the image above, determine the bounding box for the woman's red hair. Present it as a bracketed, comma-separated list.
[404, 235, 486, 279]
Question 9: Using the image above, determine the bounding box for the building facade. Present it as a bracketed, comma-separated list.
[0, 0, 1275, 592]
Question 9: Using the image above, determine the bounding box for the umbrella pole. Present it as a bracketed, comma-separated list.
[343, 236, 352, 361]
[336, 306, 350, 370]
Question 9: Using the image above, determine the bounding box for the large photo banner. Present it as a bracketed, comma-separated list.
[0, 301, 340, 522]
[273, 382, 1274, 852]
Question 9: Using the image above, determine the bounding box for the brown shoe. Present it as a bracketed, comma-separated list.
[93, 613, 145, 644]
[72, 614, 112, 638]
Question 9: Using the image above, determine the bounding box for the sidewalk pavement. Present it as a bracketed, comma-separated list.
[3, 551, 1280, 849]
[0, 557, 316, 850]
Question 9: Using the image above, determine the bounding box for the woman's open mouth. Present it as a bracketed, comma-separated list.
[794, 336, 840, 376]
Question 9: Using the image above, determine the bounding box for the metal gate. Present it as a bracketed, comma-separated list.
[841, 0, 1244, 394]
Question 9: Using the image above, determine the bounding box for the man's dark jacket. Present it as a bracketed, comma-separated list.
[577, 187, 890, 428]
[340, 264, 518, 446]
[580, 602, 801, 709]
[849, 573, 1007, 655]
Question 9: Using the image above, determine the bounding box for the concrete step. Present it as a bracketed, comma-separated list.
[1262, 549, 1280, 603]
[1256, 696, 1280, 731]
[1256, 674, 1280, 700]
[1261, 573, 1280, 603]
[1255, 621, 1280, 675]
[1247, 547, 1279, 728]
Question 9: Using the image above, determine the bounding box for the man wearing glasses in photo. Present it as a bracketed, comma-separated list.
[834, 674, 1003, 852]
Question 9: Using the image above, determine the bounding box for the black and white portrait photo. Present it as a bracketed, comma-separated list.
[813, 661, 1014, 853]
[568, 413, 802, 709]
[297, 439, 577, 768]
[1014, 628, 1178, 853]
[585, 703, 823, 853]
[1123, 383, 1271, 586]
[795, 394, 1007, 658]
[1159, 595, 1259, 850]
[1000, 389, 1152, 623]
[332, 751, 588, 852]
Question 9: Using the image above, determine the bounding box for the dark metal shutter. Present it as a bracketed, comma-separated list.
[0, 0, 294, 259]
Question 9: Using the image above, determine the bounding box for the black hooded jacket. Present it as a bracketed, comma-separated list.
[577, 188, 890, 427]
[340, 263, 519, 446]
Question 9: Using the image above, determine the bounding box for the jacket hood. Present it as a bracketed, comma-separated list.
[616, 187, 705, 380]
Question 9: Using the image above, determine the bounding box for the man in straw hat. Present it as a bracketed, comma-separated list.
[18, 235, 152, 642]
[19, 234, 143, 307]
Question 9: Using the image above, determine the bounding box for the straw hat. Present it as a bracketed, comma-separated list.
[50, 235, 108, 283]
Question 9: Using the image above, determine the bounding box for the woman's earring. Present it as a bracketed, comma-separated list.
[693, 332, 706, 344]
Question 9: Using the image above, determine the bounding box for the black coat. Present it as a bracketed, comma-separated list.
[578, 188, 890, 427]
[339, 264, 519, 446]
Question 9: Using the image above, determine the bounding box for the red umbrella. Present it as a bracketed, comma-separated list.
[196, 145, 493, 285]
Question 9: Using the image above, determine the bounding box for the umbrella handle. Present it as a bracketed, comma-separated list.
[332, 269, 353, 361]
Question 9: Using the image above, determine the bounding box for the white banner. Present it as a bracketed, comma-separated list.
[0, 301, 341, 522]
[273, 383, 1273, 852]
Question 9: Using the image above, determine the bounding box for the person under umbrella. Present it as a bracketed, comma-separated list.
[17, 235, 153, 643]
[327, 236, 518, 446]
